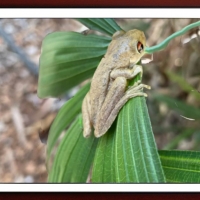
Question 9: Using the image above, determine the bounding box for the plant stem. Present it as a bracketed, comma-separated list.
[145, 20, 200, 54]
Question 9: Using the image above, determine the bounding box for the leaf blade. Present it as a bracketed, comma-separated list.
[48, 115, 98, 183]
[46, 83, 90, 167]
[154, 94, 200, 120]
[159, 150, 200, 183]
[76, 18, 122, 36]
[92, 75, 166, 183]
[38, 32, 111, 98]
[166, 71, 200, 101]
[114, 97, 166, 182]
[91, 123, 117, 183]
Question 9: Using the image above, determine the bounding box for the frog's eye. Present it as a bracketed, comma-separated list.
[137, 41, 143, 53]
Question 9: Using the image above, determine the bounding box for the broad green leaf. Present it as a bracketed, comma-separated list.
[92, 122, 117, 182]
[159, 150, 200, 183]
[115, 97, 166, 182]
[154, 94, 200, 119]
[76, 18, 122, 36]
[48, 115, 98, 182]
[46, 83, 90, 167]
[166, 71, 200, 100]
[38, 31, 111, 98]
[92, 75, 166, 183]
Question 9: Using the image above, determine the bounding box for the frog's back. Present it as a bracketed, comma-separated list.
[89, 36, 131, 125]
[86, 29, 147, 128]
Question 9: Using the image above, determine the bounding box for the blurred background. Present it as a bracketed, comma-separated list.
[0, 19, 199, 182]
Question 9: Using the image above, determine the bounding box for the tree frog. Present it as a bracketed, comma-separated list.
[82, 29, 150, 138]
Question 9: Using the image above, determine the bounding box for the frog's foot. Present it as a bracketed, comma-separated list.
[127, 82, 151, 95]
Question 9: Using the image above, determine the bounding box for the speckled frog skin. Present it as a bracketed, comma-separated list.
[82, 29, 150, 138]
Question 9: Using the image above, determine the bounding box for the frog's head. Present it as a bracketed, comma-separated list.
[125, 29, 146, 64]
[109, 29, 147, 68]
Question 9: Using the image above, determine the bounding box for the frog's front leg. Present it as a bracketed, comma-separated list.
[110, 64, 143, 80]
[94, 67, 150, 138]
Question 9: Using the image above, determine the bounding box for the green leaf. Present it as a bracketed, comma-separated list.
[46, 83, 90, 167]
[154, 94, 200, 120]
[92, 122, 117, 182]
[163, 129, 195, 150]
[92, 75, 166, 183]
[166, 71, 200, 100]
[159, 150, 200, 183]
[115, 97, 166, 182]
[38, 31, 111, 98]
[76, 18, 122, 36]
[48, 114, 98, 182]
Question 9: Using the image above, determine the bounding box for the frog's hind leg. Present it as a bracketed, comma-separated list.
[82, 92, 93, 138]
[94, 77, 126, 137]
[94, 79, 150, 138]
